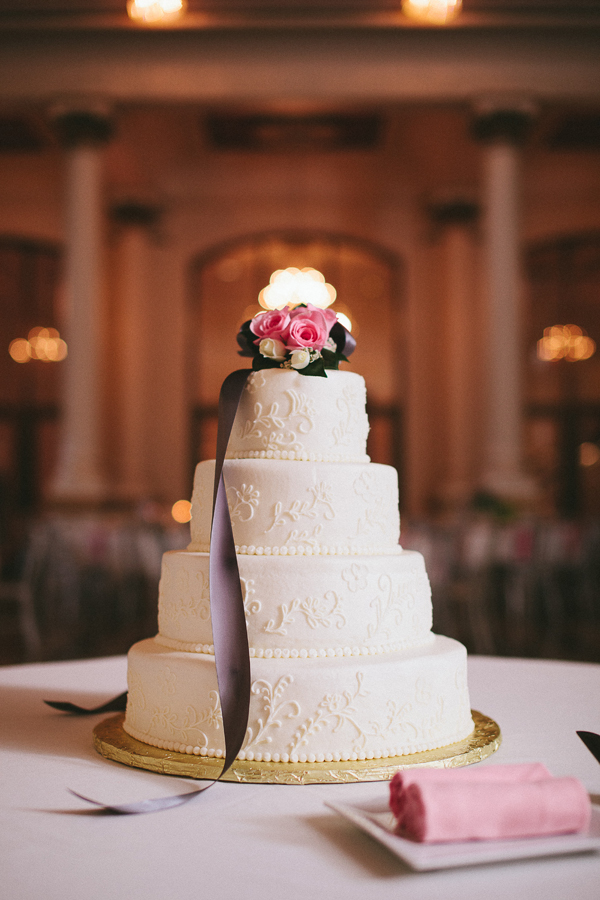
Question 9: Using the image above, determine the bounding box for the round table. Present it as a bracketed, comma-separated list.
[1, 654, 599, 900]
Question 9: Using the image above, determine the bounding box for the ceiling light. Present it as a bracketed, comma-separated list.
[258, 268, 336, 311]
[127, 0, 186, 25]
[402, 0, 462, 25]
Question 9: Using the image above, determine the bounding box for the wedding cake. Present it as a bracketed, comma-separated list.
[124, 298, 473, 766]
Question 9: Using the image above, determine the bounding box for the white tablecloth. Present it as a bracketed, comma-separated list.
[2, 654, 599, 900]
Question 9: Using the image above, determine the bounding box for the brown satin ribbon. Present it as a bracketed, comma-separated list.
[47, 369, 252, 814]
[44, 693, 128, 716]
[47, 342, 358, 813]
[577, 731, 600, 765]
[209, 369, 253, 773]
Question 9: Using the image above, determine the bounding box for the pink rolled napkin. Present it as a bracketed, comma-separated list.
[389, 764, 591, 843]
[389, 763, 551, 823]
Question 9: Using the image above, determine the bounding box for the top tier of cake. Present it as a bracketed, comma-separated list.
[226, 368, 370, 462]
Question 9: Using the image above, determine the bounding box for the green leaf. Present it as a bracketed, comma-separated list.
[299, 357, 326, 377]
[321, 348, 349, 370]
[252, 356, 282, 371]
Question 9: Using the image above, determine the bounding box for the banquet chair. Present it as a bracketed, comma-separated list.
[0, 549, 42, 661]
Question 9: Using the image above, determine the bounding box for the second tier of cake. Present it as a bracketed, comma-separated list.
[188, 458, 401, 555]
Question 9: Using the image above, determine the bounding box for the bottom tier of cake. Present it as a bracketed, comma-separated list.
[124, 634, 473, 763]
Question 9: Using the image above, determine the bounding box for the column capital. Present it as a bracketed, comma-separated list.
[427, 194, 480, 228]
[49, 97, 113, 148]
[471, 98, 537, 145]
[110, 200, 162, 229]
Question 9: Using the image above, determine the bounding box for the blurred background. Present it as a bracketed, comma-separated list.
[0, 0, 599, 666]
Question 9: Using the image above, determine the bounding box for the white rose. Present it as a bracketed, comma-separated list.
[259, 337, 286, 361]
[290, 347, 311, 369]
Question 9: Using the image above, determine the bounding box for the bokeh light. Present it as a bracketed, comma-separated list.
[171, 499, 192, 523]
[258, 267, 336, 310]
[537, 325, 596, 362]
[8, 338, 32, 363]
[335, 311, 353, 333]
[580, 442, 600, 468]
[8, 327, 67, 363]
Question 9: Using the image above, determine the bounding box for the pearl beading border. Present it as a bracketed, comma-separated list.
[154, 633, 435, 658]
[227, 450, 370, 463]
[187, 543, 403, 557]
[122, 716, 475, 764]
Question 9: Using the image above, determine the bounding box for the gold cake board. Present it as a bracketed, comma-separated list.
[93, 710, 500, 785]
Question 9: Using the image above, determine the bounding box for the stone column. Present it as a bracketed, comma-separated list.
[49, 101, 112, 503]
[472, 101, 537, 502]
[110, 201, 161, 501]
[429, 196, 480, 507]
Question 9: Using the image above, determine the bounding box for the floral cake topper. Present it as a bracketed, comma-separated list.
[236, 268, 355, 377]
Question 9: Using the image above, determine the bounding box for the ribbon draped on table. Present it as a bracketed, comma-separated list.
[47, 370, 252, 813]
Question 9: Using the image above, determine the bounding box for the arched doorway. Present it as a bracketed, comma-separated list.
[189, 230, 406, 499]
[525, 232, 600, 516]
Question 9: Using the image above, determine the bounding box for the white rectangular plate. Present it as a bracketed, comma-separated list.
[326, 798, 600, 871]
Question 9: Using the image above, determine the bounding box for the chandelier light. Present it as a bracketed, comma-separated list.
[127, 0, 186, 25]
[402, 0, 462, 25]
[9, 327, 67, 363]
[536, 324, 596, 363]
[258, 268, 337, 311]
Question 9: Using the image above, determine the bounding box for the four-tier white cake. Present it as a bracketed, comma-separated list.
[124, 368, 474, 765]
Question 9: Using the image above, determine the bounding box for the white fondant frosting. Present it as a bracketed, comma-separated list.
[124, 635, 473, 762]
[227, 369, 370, 462]
[188, 459, 400, 554]
[158, 549, 433, 655]
[125, 366, 474, 761]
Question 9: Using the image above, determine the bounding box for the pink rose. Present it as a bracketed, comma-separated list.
[283, 304, 337, 351]
[249, 309, 291, 344]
